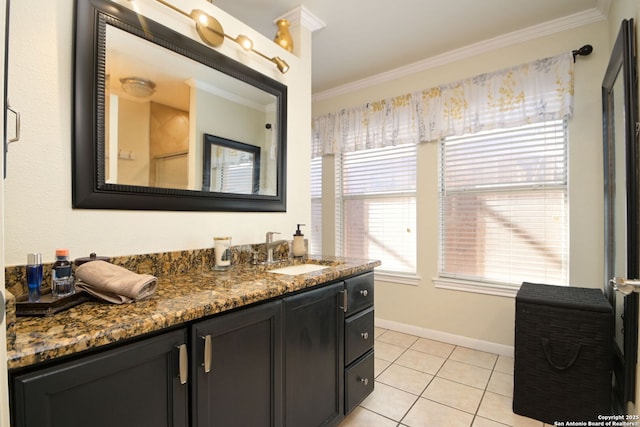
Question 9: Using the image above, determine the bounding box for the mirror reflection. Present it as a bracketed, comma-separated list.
[202, 134, 261, 194]
[105, 24, 279, 195]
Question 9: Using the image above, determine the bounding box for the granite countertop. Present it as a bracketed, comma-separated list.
[7, 256, 380, 370]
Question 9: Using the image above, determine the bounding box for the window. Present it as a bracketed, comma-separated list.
[438, 120, 568, 289]
[310, 156, 323, 255]
[338, 144, 416, 275]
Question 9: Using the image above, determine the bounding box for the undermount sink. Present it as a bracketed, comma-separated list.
[268, 264, 330, 275]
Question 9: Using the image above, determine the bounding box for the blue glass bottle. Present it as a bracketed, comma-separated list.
[26, 253, 43, 302]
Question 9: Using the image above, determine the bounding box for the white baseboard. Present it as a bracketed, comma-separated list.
[375, 317, 514, 358]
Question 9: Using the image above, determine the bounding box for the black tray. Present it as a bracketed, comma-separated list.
[15, 289, 92, 317]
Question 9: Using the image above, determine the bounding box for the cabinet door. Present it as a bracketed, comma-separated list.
[284, 282, 344, 427]
[11, 329, 189, 427]
[191, 300, 282, 427]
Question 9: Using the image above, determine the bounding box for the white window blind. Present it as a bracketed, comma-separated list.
[439, 120, 568, 287]
[218, 163, 254, 194]
[338, 144, 416, 274]
[310, 157, 322, 255]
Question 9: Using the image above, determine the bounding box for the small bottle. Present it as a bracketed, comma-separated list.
[51, 249, 75, 298]
[26, 253, 43, 302]
[292, 224, 306, 257]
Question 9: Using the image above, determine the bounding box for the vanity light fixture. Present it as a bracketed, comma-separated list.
[120, 77, 156, 98]
[154, 0, 289, 74]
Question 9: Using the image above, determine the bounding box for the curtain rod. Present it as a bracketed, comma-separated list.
[572, 44, 593, 62]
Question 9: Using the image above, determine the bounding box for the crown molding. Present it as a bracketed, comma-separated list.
[313, 8, 606, 102]
[275, 5, 326, 33]
[596, 0, 612, 17]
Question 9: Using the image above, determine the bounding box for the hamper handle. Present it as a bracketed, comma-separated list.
[540, 337, 582, 370]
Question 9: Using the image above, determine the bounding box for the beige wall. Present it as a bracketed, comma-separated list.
[4, 0, 311, 266]
[314, 20, 611, 349]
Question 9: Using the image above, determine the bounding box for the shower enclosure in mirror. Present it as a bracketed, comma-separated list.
[73, 0, 287, 211]
[603, 18, 638, 409]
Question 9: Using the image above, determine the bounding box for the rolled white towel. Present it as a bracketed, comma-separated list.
[75, 261, 158, 304]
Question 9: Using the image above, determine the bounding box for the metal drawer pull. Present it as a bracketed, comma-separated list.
[177, 344, 188, 385]
[360, 289, 368, 297]
[361, 332, 369, 340]
[359, 377, 369, 386]
[202, 335, 212, 373]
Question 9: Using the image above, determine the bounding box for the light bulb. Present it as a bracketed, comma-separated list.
[235, 35, 253, 51]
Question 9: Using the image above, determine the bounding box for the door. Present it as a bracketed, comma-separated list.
[191, 300, 283, 427]
[602, 18, 639, 410]
[284, 282, 344, 427]
[0, 1, 9, 425]
[12, 329, 189, 427]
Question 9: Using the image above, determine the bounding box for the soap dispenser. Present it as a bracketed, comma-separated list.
[292, 224, 306, 257]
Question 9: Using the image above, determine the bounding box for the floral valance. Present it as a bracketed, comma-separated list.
[312, 52, 574, 157]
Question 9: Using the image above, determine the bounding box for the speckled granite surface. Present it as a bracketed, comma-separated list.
[5, 243, 288, 297]
[6, 254, 379, 370]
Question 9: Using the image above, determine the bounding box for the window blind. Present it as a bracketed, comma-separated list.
[310, 157, 323, 255]
[339, 144, 416, 274]
[439, 120, 568, 286]
[218, 163, 253, 194]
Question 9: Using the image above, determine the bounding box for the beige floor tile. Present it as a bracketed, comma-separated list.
[422, 377, 484, 414]
[472, 416, 511, 427]
[486, 371, 513, 398]
[340, 406, 397, 427]
[351, 333, 538, 426]
[402, 397, 474, 427]
[449, 346, 498, 370]
[376, 340, 407, 362]
[494, 355, 514, 374]
[375, 357, 392, 377]
[375, 327, 388, 338]
[376, 364, 434, 395]
[378, 330, 420, 349]
[394, 349, 447, 375]
[437, 359, 492, 389]
[477, 391, 543, 427]
[410, 337, 455, 359]
[360, 381, 419, 422]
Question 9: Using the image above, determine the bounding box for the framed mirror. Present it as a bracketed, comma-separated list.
[73, 0, 287, 211]
[202, 134, 261, 194]
[603, 18, 638, 408]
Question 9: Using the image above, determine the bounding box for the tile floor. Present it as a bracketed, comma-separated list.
[339, 327, 553, 427]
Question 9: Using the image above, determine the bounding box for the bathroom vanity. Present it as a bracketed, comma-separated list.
[5, 255, 379, 427]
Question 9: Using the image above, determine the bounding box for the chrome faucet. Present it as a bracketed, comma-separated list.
[265, 232, 287, 263]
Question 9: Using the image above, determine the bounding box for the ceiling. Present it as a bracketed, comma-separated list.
[213, 0, 608, 95]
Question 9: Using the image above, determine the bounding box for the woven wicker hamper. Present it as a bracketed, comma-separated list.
[513, 282, 613, 424]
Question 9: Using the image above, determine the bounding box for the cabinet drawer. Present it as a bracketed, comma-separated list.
[345, 350, 374, 414]
[345, 307, 374, 365]
[345, 272, 374, 315]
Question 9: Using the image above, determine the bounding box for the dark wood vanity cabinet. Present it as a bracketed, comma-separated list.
[191, 300, 282, 427]
[10, 271, 375, 427]
[11, 329, 189, 427]
[343, 272, 375, 414]
[284, 282, 345, 427]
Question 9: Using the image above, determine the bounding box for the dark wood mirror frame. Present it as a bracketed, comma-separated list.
[603, 18, 638, 408]
[72, 0, 287, 211]
[202, 134, 261, 194]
